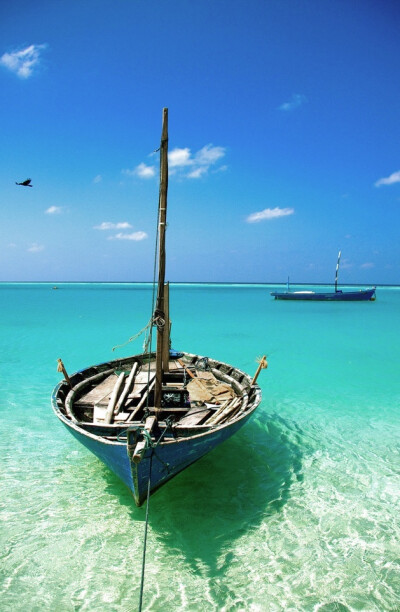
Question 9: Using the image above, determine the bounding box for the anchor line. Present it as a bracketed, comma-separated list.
[138, 452, 153, 612]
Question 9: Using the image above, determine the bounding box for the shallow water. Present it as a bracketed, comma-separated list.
[1, 283, 399, 611]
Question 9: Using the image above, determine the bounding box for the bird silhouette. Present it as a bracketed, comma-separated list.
[16, 178, 32, 187]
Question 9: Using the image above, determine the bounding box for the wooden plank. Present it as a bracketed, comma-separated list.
[93, 406, 130, 423]
[176, 406, 212, 427]
[128, 371, 155, 398]
[114, 362, 139, 415]
[126, 378, 156, 422]
[104, 372, 126, 424]
[75, 374, 118, 405]
[162, 282, 170, 373]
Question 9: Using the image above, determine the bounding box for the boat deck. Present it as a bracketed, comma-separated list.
[55, 354, 253, 438]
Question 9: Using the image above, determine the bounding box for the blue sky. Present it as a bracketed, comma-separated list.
[1, 0, 399, 284]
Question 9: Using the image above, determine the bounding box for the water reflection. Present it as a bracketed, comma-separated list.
[101, 413, 306, 574]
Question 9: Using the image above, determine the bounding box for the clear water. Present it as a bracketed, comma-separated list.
[1, 283, 399, 611]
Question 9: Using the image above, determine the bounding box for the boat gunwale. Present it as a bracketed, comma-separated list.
[51, 351, 262, 447]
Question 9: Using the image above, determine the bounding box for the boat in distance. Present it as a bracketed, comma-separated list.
[51, 108, 266, 506]
[271, 287, 376, 301]
[271, 251, 376, 301]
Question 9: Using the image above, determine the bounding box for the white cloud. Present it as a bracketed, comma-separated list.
[170, 144, 227, 179]
[93, 175, 102, 183]
[278, 94, 307, 112]
[128, 144, 227, 181]
[194, 144, 225, 166]
[360, 262, 375, 269]
[169, 148, 192, 168]
[108, 231, 148, 241]
[94, 221, 132, 230]
[27, 243, 44, 253]
[187, 166, 208, 179]
[45, 206, 62, 214]
[123, 163, 156, 179]
[1, 44, 47, 79]
[341, 259, 353, 269]
[246, 207, 295, 223]
[375, 170, 400, 187]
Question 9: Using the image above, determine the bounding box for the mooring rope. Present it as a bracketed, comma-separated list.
[137, 417, 173, 611]
[138, 452, 153, 612]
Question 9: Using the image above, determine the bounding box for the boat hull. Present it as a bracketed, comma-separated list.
[51, 352, 261, 506]
[271, 288, 376, 301]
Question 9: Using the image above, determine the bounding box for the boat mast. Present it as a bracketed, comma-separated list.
[334, 250, 341, 293]
[154, 108, 169, 410]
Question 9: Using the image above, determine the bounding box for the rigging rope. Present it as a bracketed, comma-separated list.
[137, 143, 164, 612]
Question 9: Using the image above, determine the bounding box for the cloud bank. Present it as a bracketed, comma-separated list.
[1, 44, 47, 78]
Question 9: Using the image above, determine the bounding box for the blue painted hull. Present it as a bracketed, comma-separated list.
[271, 287, 376, 301]
[53, 402, 254, 505]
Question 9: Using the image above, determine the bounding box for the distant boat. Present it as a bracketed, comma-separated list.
[271, 251, 376, 301]
[51, 109, 266, 506]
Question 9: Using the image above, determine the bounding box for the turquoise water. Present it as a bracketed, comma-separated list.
[1, 283, 399, 611]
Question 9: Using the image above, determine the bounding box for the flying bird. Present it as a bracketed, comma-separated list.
[15, 178, 33, 187]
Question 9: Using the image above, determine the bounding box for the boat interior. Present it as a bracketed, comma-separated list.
[54, 353, 259, 441]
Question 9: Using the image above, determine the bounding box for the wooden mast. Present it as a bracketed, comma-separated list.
[154, 108, 169, 410]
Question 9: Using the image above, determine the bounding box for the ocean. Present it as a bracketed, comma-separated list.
[1, 282, 399, 611]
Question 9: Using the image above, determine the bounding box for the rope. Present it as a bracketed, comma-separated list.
[112, 155, 162, 355]
[137, 418, 174, 611]
[111, 319, 153, 352]
[138, 452, 153, 612]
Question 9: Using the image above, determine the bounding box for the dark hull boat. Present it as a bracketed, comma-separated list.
[271, 287, 376, 301]
[52, 109, 266, 506]
[271, 251, 376, 302]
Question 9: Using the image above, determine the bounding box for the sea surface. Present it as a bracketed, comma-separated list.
[1, 282, 399, 612]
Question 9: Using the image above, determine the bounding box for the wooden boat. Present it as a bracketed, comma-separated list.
[51, 109, 265, 506]
[271, 251, 376, 301]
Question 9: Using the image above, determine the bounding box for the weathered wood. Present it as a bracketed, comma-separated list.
[122, 371, 156, 404]
[93, 406, 130, 423]
[211, 397, 242, 425]
[162, 283, 170, 373]
[57, 358, 72, 387]
[175, 406, 212, 427]
[104, 372, 126, 424]
[251, 355, 268, 385]
[114, 362, 139, 415]
[126, 378, 156, 422]
[132, 416, 157, 464]
[177, 358, 196, 378]
[65, 368, 115, 422]
[155, 108, 169, 411]
[203, 399, 231, 425]
[75, 373, 119, 405]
